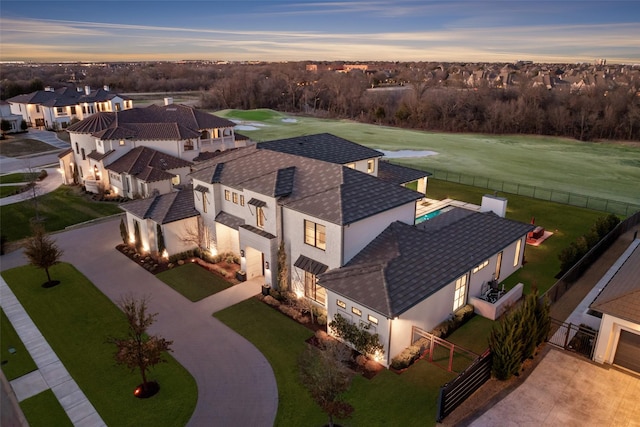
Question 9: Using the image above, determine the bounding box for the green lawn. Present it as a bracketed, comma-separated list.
[0, 308, 38, 381]
[446, 315, 494, 355]
[0, 185, 24, 198]
[426, 179, 606, 294]
[215, 298, 456, 427]
[216, 109, 640, 205]
[0, 172, 38, 184]
[20, 390, 73, 427]
[2, 263, 197, 427]
[156, 263, 232, 301]
[0, 186, 123, 242]
[0, 137, 59, 157]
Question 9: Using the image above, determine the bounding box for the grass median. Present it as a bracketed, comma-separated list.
[2, 262, 197, 427]
[156, 262, 232, 301]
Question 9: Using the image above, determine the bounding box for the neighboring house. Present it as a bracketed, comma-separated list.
[319, 205, 533, 366]
[188, 144, 423, 287]
[106, 146, 192, 198]
[258, 133, 430, 194]
[590, 239, 640, 375]
[7, 85, 132, 130]
[120, 189, 200, 256]
[59, 100, 246, 194]
[0, 101, 24, 134]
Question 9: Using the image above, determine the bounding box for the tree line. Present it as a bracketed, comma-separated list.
[1, 61, 639, 141]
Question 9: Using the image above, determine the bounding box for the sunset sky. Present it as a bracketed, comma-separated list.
[1, 0, 639, 64]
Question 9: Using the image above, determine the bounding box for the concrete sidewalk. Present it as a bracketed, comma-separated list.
[0, 277, 105, 427]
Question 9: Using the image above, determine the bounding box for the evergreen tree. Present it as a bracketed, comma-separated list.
[134, 221, 142, 253]
[119, 218, 128, 244]
[489, 311, 523, 380]
[156, 224, 165, 254]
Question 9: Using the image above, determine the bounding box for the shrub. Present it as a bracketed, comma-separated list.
[278, 305, 300, 320]
[38, 169, 48, 181]
[559, 213, 620, 273]
[390, 345, 422, 370]
[263, 295, 280, 307]
[317, 314, 327, 326]
[489, 311, 523, 380]
[329, 313, 384, 358]
[430, 304, 474, 338]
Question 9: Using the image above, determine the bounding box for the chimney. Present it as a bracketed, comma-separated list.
[84, 85, 91, 95]
[164, 97, 174, 106]
[480, 194, 507, 218]
[103, 85, 110, 91]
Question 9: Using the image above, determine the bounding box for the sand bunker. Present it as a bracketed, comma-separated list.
[379, 149, 438, 158]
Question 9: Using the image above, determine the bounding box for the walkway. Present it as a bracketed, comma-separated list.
[0, 217, 278, 426]
[25, 129, 71, 150]
[0, 277, 106, 427]
[0, 167, 63, 206]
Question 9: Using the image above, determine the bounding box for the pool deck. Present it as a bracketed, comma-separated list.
[416, 197, 480, 219]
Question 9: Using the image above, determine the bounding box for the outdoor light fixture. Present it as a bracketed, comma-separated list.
[240, 250, 245, 257]
[265, 262, 270, 270]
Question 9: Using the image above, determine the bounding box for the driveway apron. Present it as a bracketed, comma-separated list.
[1, 218, 278, 427]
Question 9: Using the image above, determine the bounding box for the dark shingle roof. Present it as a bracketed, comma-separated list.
[67, 104, 235, 140]
[377, 161, 431, 185]
[57, 148, 73, 158]
[87, 149, 115, 161]
[589, 243, 640, 323]
[319, 209, 534, 317]
[107, 146, 191, 183]
[215, 211, 245, 230]
[8, 86, 128, 108]
[120, 189, 198, 224]
[189, 146, 422, 225]
[258, 133, 383, 164]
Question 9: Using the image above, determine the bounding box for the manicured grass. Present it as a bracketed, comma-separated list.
[0, 308, 38, 381]
[0, 137, 58, 157]
[20, 390, 73, 427]
[426, 179, 606, 294]
[215, 109, 640, 205]
[0, 185, 24, 198]
[0, 186, 122, 242]
[2, 263, 197, 427]
[446, 315, 494, 355]
[156, 263, 232, 301]
[0, 172, 38, 184]
[215, 298, 456, 427]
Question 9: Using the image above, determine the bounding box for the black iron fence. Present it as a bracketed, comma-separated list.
[543, 210, 640, 304]
[395, 162, 640, 217]
[435, 349, 493, 423]
[547, 318, 598, 359]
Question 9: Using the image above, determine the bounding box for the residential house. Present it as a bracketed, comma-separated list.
[59, 100, 245, 193]
[590, 239, 640, 375]
[0, 101, 23, 134]
[258, 133, 430, 194]
[319, 205, 533, 366]
[7, 85, 132, 130]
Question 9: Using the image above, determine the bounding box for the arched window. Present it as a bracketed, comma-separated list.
[200, 130, 210, 139]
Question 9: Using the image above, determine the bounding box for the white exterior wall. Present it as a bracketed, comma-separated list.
[342, 202, 416, 264]
[68, 133, 96, 181]
[593, 314, 640, 365]
[58, 152, 75, 185]
[163, 217, 199, 256]
[346, 157, 379, 176]
[215, 223, 240, 255]
[325, 290, 390, 365]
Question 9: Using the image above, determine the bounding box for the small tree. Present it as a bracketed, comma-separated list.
[23, 224, 63, 286]
[0, 119, 11, 136]
[133, 221, 142, 253]
[20, 120, 28, 131]
[156, 224, 165, 255]
[298, 340, 354, 427]
[489, 311, 523, 381]
[277, 239, 288, 292]
[119, 217, 128, 244]
[329, 313, 384, 358]
[108, 295, 173, 397]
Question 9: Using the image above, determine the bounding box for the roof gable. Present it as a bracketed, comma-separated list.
[120, 189, 198, 224]
[107, 146, 191, 183]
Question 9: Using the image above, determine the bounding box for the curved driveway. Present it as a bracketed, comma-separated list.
[0, 218, 278, 426]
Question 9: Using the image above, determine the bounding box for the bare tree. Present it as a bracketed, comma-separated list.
[298, 340, 354, 427]
[108, 295, 173, 398]
[23, 224, 63, 286]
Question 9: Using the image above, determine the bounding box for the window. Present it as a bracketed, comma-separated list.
[472, 259, 489, 274]
[56, 107, 64, 115]
[346, 163, 355, 169]
[304, 220, 326, 250]
[240, 195, 245, 206]
[232, 192, 238, 204]
[115, 103, 121, 112]
[224, 190, 231, 201]
[171, 175, 180, 186]
[304, 271, 326, 304]
[35, 105, 40, 113]
[367, 159, 374, 173]
[70, 106, 76, 115]
[75, 142, 79, 154]
[119, 139, 125, 146]
[352, 307, 362, 317]
[184, 140, 194, 151]
[495, 251, 503, 281]
[453, 274, 468, 312]
[368, 314, 378, 325]
[514, 239, 522, 267]
[336, 300, 346, 309]
[81, 148, 86, 160]
[256, 206, 265, 228]
[202, 192, 208, 213]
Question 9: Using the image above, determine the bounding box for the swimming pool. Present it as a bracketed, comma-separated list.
[415, 206, 454, 224]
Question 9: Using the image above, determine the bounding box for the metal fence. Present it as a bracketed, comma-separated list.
[435, 349, 493, 423]
[543, 210, 640, 304]
[394, 162, 640, 217]
[547, 318, 598, 359]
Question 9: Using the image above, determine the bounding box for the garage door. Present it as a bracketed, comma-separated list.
[613, 330, 640, 374]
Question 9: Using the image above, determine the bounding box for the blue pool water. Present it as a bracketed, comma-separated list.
[415, 209, 442, 224]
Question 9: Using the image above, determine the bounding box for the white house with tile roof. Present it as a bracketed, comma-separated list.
[59, 101, 247, 194]
[320, 207, 533, 366]
[590, 239, 640, 374]
[8, 85, 133, 130]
